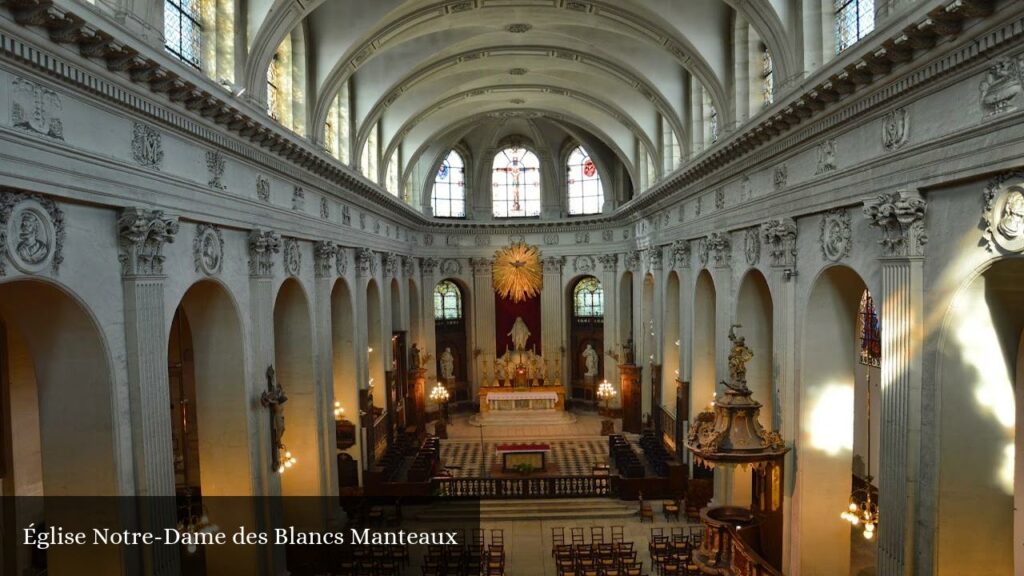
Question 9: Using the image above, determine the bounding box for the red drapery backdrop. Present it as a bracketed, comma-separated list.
[495, 294, 542, 354]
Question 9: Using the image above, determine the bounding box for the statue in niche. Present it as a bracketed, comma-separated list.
[582, 344, 599, 378]
[998, 190, 1024, 239]
[409, 343, 422, 371]
[16, 211, 48, 264]
[259, 366, 288, 471]
[440, 347, 455, 381]
[623, 335, 635, 365]
[507, 317, 531, 351]
[725, 325, 754, 391]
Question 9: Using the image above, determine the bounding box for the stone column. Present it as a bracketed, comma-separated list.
[760, 217, 798, 570]
[708, 232, 733, 395]
[420, 258, 439, 382]
[117, 208, 180, 576]
[471, 258, 495, 394]
[313, 242, 340, 519]
[541, 257, 566, 385]
[599, 254, 619, 402]
[645, 249, 665, 416]
[864, 190, 927, 576]
[354, 248, 375, 466]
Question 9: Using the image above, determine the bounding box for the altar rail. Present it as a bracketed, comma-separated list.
[433, 475, 614, 498]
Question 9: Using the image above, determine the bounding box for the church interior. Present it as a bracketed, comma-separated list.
[0, 0, 1022, 574]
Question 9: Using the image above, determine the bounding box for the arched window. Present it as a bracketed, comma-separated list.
[492, 147, 541, 218]
[567, 146, 604, 216]
[432, 150, 466, 218]
[835, 0, 875, 54]
[324, 82, 350, 164]
[267, 27, 307, 136]
[360, 122, 379, 184]
[573, 277, 604, 318]
[164, 0, 202, 68]
[858, 290, 881, 367]
[434, 281, 463, 320]
[761, 45, 774, 106]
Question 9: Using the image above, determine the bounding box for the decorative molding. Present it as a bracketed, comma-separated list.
[292, 186, 305, 211]
[131, 121, 162, 169]
[760, 218, 798, 268]
[509, 234, 526, 244]
[542, 256, 565, 274]
[11, 77, 63, 140]
[118, 207, 178, 276]
[740, 176, 752, 202]
[773, 164, 788, 191]
[820, 209, 852, 262]
[981, 171, 1024, 253]
[314, 241, 337, 278]
[282, 238, 301, 276]
[744, 228, 761, 266]
[248, 229, 282, 277]
[420, 257, 439, 275]
[816, 139, 837, 174]
[470, 257, 492, 275]
[356, 248, 377, 277]
[574, 255, 596, 274]
[598, 253, 617, 272]
[336, 246, 349, 276]
[0, 191, 65, 276]
[383, 252, 399, 276]
[697, 238, 709, 268]
[864, 189, 927, 257]
[670, 240, 690, 269]
[320, 197, 330, 219]
[714, 188, 725, 210]
[980, 57, 1022, 117]
[882, 107, 910, 151]
[707, 232, 731, 267]
[506, 23, 533, 33]
[440, 258, 461, 276]
[193, 223, 223, 275]
[624, 250, 641, 272]
[475, 234, 491, 247]
[575, 231, 590, 244]
[646, 249, 663, 271]
[402, 256, 416, 277]
[423, 233, 434, 246]
[256, 175, 271, 202]
[206, 150, 226, 190]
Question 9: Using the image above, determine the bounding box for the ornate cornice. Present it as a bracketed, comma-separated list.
[863, 189, 927, 257]
[117, 207, 178, 277]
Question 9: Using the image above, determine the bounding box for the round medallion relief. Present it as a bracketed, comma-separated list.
[7, 200, 54, 274]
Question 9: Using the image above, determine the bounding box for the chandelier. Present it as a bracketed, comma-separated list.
[842, 295, 880, 538]
[596, 380, 617, 410]
[492, 242, 543, 302]
[429, 382, 450, 403]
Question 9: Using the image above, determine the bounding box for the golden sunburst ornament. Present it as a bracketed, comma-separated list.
[492, 243, 543, 302]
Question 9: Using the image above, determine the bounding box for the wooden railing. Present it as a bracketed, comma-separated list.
[658, 406, 677, 451]
[433, 475, 614, 498]
[373, 412, 389, 459]
[695, 507, 783, 576]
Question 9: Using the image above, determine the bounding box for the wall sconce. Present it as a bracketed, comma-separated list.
[334, 401, 346, 419]
[783, 268, 798, 280]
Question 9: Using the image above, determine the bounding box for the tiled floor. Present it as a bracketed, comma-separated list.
[440, 438, 609, 477]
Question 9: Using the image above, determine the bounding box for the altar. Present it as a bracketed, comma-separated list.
[479, 386, 565, 412]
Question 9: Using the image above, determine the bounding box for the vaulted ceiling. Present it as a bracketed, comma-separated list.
[244, 0, 795, 193]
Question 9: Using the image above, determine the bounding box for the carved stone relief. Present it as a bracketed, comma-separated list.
[131, 122, 163, 169]
[574, 255, 596, 274]
[602, 229, 614, 242]
[356, 248, 377, 277]
[697, 238, 709, 268]
[575, 231, 590, 244]
[314, 241, 336, 278]
[740, 176, 752, 202]
[292, 187, 305, 211]
[773, 164, 788, 191]
[715, 188, 725, 210]
[320, 198, 330, 219]
[980, 57, 1022, 117]
[647, 249, 663, 271]
[283, 238, 301, 276]
[206, 150, 226, 190]
[864, 189, 927, 257]
[471, 257, 492, 275]
[882, 108, 910, 151]
[816, 139, 837, 174]
[193, 223, 224, 275]
[0, 191, 65, 276]
[248, 229, 282, 277]
[420, 257, 439, 275]
[542, 256, 565, 274]
[336, 246, 349, 276]
[441, 258, 461, 276]
[744, 228, 761, 266]
[598, 253, 617, 272]
[118, 207, 179, 276]
[256, 175, 271, 202]
[383, 252, 399, 276]
[423, 233, 434, 246]
[624, 250, 640, 271]
[760, 218, 798, 268]
[707, 232, 731, 267]
[342, 205, 351, 225]
[12, 77, 63, 140]
[509, 234, 526, 245]
[670, 240, 690, 269]
[402, 257, 416, 277]
[981, 172, 1024, 253]
[819, 209, 852, 262]
[475, 234, 490, 247]
[359, 213, 366, 230]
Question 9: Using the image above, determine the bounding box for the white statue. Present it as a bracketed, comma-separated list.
[583, 344, 599, 377]
[440, 347, 455, 381]
[507, 317, 531, 351]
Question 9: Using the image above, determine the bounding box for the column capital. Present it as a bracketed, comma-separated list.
[470, 257, 493, 275]
[707, 231, 732, 268]
[420, 257, 439, 275]
[247, 229, 281, 277]
[760, 217, 798, 268]
[314, 240, 337, 278]
[382, 252, 399, 277]
[598, 253, 618, 272]
[670, 240, 691, 269]
[542, 256, 565, 274]
[356, 247, 376, 278]
[863, 188, 927, 258]
[624, 250, 641, 272]
[118, 207, 179, 277]
[646, 248, 663, 271]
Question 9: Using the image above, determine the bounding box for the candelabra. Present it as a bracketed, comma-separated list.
[596, 380, 617, 415]
[430, 381, 450, 423]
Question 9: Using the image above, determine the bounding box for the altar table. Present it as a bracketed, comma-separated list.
[495, 442, 551, 472]
[477, 385, 566, 412]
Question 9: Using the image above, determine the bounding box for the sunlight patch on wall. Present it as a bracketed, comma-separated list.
[808, 383, 854, 456]
[953, 288, 1015, 495]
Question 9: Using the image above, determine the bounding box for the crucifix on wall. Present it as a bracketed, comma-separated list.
[494, 147, 534, 212]
[260, 365, 288, 473]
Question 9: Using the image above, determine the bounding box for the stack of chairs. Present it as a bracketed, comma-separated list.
[407, 436, 440, 481]
[551, 525, 644, 576]
[648, 527, 701, 576]
[608, 435, 644, 478]
[421, 528, 490, 576]
[638, 430, 671, 477]
[333, 543, 410, 576]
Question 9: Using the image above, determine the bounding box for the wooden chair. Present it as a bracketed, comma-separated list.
[571, 527, 585, 546]
[552, 526, 566, 551]
[591, 526, 605, 544]
[663, 499, 680, 521]
[640, 499, 654, 523]
[610, 525, 624, 544]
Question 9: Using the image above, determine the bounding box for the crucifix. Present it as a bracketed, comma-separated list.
[260, 365, 288, 472]
[494, 148, 532, 212]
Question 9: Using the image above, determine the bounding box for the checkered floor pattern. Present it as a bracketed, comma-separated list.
[440, 439, 609, 477]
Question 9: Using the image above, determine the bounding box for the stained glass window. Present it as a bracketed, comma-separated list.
[761, 46, 774, 106]
[567, 146, 603, 216]
[434, 281, 463, 320]
[492, 147, 541, 218]
[859, 290, 881, 367]
[432, 150, 466, 218]
[835, 0, 875, 54]
[573, 277, 604, 318]
[165, 0, 202, 69]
